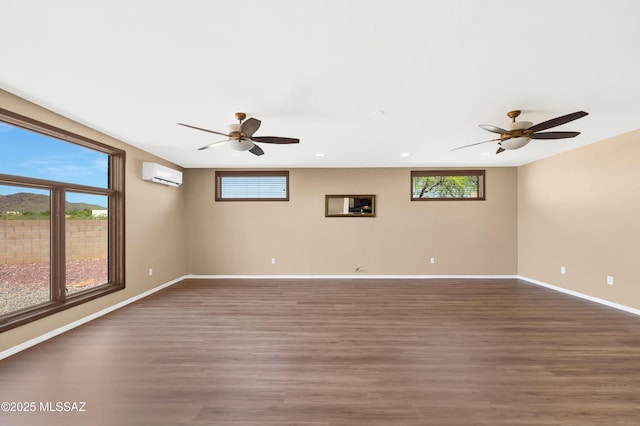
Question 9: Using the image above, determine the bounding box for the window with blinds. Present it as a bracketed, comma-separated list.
[215, 171, 289, 201]
[411, 170, 485, 201]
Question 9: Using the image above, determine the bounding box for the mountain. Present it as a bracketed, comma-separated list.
[0, 193, 106, 213]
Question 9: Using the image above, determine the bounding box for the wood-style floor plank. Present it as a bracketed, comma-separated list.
[1, 278, 640, 425]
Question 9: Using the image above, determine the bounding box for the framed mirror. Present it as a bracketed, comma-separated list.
[325, 194, 376, 217]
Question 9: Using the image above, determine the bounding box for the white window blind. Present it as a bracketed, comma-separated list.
[215, 171, 289, 201]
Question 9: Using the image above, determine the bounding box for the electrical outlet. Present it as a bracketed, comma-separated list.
[148, 268, 153, 276]
[560, 266, 566, 274]
[607, 276, 614, 285]
[271, 258, 276, 264]
[430, 257, 435, 264]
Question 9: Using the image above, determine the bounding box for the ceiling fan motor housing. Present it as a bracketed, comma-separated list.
[501, 121, 534, 149]
[226, 123, 253, 151]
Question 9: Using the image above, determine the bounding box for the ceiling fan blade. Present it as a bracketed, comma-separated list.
[450, 138, 501, 151]
[251, 136, 300, 144]
[496, 147, 506, 154]
[531, 131, 581, 140]
[527, 111, 588, 132]
[197, 140, 228, 151]
[178, 122, 230, 138]
[249, 144, 265, 156]
[240, 118, 261, 137]
[479, 124, 509, 134]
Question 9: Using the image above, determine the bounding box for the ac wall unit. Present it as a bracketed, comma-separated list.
[142, 162, 183, 187]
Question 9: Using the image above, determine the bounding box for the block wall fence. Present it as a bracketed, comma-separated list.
[0, 220, 108, 265]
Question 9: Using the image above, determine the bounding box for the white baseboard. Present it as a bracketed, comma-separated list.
[517, 275, 640, 317]
[0, 275, 188, 361]
[186, 274, 520, 280]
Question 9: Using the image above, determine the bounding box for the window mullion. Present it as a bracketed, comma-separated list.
[50, 187, 66, 303]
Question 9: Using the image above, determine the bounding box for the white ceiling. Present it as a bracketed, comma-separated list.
[1, 0, 639, 169]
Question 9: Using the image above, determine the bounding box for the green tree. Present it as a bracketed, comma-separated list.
[414, 176, 478, 198]
[66, 208, 93, 219]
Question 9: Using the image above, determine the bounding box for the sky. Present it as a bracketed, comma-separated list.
[0, 122, 108, 206]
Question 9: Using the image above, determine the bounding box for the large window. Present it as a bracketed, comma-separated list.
[215, 171, 289, 201]
[0, 108, 125, 332]
[411, 170, 485, 201]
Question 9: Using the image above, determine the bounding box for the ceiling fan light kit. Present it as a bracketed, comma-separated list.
[229, 138, 255, 151]
[452, 109, 589, 154]
[178, 112, 299, 156]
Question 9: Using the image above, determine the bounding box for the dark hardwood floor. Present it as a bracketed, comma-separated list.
[1, 278, 640, 425]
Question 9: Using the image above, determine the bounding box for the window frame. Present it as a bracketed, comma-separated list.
[0, 108, 125, 332]
[411, 170, 485, 201]
[215, 170, 290, 201]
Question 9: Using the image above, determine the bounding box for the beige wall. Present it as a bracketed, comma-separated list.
[0, 89, 189, 352]
[185, 167, 518, 275]
[518, 129, 640, 310]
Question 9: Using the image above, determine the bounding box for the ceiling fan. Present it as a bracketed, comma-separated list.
[452, 110, 589, 154]
[178, 112, 299, 156]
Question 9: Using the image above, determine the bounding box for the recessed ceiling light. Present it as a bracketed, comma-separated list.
[315, 153, 325, 157]
[400, 152, 410, 157]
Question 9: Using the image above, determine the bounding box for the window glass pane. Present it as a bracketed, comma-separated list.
[411, 171, 485, 200]
[0, 122, 109, 188]
[65, 193, 108, 295]
[220, 175, 288, 199]
[413, 175, 479, 198]
[0, 184, 51, 315]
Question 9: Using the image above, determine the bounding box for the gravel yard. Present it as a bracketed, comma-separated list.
[0, 258, 108, 315]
